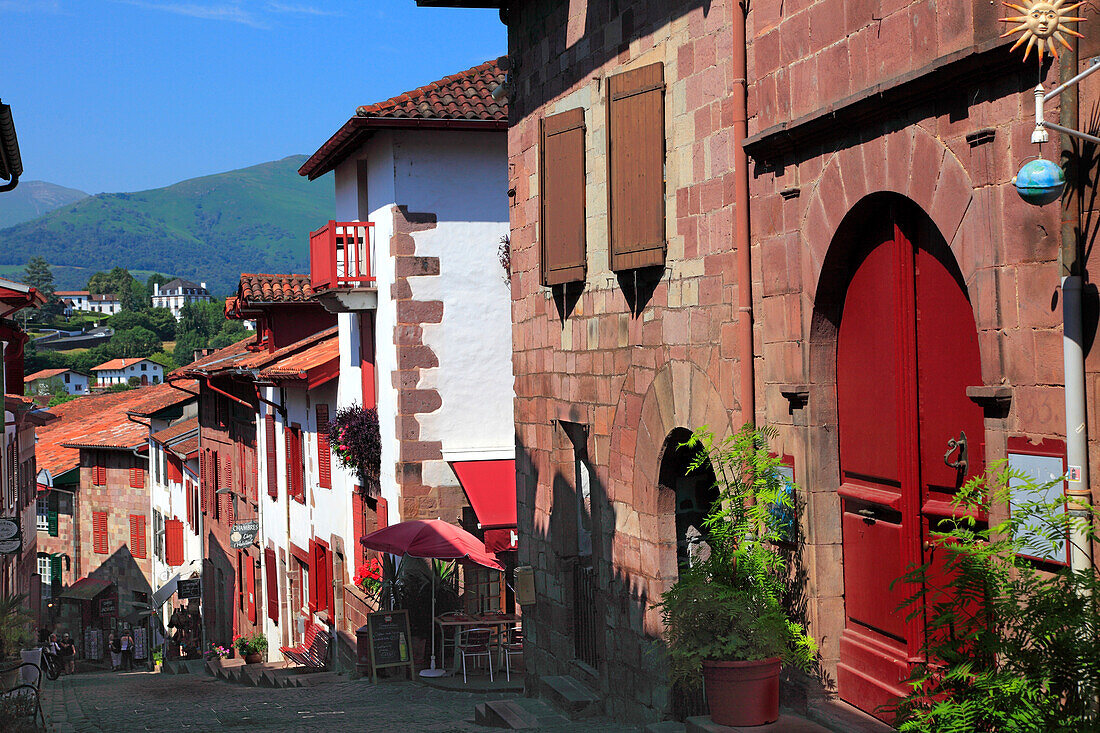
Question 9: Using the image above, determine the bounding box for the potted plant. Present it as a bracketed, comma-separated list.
[232, 633, 267, 664]
[656, 425, 816, 727]
[0, 594, 33, 690]
[324, 405, 381, 496]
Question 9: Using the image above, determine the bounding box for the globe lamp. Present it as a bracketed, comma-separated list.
[1014, 158, 1066, 205]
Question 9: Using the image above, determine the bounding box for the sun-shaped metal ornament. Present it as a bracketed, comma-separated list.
[1001, 0, 1086, 61]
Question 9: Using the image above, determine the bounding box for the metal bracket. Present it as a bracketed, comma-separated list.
[943, 431, 968, 475]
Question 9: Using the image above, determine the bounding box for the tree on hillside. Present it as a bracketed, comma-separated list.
[87, 267, 135, 296]
[146, 308, 178, 340]
[120, 279, 150, 312]
[109, 327, 161, 359]
[21, 257, 55, 301]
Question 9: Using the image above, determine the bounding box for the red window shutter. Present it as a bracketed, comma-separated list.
[246, 558, 257, 624]
[92, 455, 106, 486]
[220, 492, 233, 525]
[307, 540, 318, 612]
[324, 547, 333, 619]
[265, 547, 279, 623]
[316, 405, 331, 489]
[287, 425, 304, 503]
[167, 456, 182, 484]
[200, 451, 209, 514]
[608, 62, 666, 271]
[130, 514, 146, 559]
[376, 496, 388, 530]
[540, 107, 588, 285]
[165, 518, 184, 566]
[222, 454, 232, 493]
[285, 425, 293, 500]
[353, 493, 365, 565]
[92, 511, 108, 554]
[129, 465, 144, 489]
[185, 481, 194, 528]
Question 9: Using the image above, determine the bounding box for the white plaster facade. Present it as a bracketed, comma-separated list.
[152, 280, 213, 320]
[92, 359, 164, 387]
[148, 431, 202, 633]
[26, 370, 89, 396]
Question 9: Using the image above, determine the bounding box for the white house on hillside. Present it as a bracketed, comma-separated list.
[56, 292, 123, 315]
[91, 358, 164, 387]
[152, 279, 212, 320]
[24, 368, 89, 396]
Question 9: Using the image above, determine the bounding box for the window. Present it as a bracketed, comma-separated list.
[265, 548, 279, 624]
[141, 363, 147, 371]
[64, 373, 70, 384]
[37, 554, 50, 583]
[607, 62, 666, 270]
[540, 107, 587, 286]
[285, 423, 304, 503]
[129, 465, 144, 489]
[153, 510, 165, 562]
[92, 455, 106, 486]
[129, 514, 147, 559]
[37, 496, 49, 531]
[265, 414, 278, 499]
[92, 511, 108, 554]
[316, 405, 331, 489]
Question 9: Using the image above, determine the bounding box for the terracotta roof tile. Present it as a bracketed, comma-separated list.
[24, 368, 78, 382]
[300, 59, 507, 180]
[238, 274, 315, 304]
[356, 59, 506, 122]
[257, 330, 339, 384]
[171, 336, 257, 378]
[172, 436, 199, 458]
[35, 384, 195, 477]
[92, 358, 153, 371]
[151, 417, 199, 445]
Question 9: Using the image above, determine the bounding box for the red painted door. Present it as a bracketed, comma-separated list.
[835, 209, 984, 722]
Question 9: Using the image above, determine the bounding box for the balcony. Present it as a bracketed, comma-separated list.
[309, 220, 377, 312]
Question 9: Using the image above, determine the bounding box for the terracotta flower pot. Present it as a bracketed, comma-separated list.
[244, 652, 263, 664]
[702, 657, 781, 727]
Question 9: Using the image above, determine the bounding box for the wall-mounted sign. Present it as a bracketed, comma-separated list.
[230, 521, 259, 549]
[99, 597, 116, 616]
[0, 517, 21, 554]
[177, 578, 201, 599]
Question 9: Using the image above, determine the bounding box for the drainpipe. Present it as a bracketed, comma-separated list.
[732, 0, 756, 427]
[1060, 40, 1092, 573]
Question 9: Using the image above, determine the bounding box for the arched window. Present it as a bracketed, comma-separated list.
[658, 428, 719, 569]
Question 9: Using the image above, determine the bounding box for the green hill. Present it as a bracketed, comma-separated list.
[0, 156, 333, 295]
[0, 180, 88, 228]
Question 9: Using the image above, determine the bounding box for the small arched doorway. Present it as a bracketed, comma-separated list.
[657, 428, 719, 569]
[825, 194, 985, 721]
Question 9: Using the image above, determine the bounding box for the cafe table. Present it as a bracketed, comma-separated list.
[433, 612, 520, 673]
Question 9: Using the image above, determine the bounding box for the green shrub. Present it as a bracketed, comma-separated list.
[891, 460, 1100, 731]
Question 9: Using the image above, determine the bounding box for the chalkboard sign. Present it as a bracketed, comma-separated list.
[366, 609, 414, 683]
[177, 578, 201, 599]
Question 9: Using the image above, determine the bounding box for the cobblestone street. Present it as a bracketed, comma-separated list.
[39, 670, 639, 733]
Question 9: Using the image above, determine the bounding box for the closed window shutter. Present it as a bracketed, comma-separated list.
[223, 454, 232, 493]
[167, 456, 182, 484]
[130, 514, 146, 559]
[353, 493, 365, 565]
[246, 558, 257, 624]
[129, 465, 143, 489]
[93, 511, 108, 554]
[48, 492, 59, 537]
[165, 518, 184, 566]
[376, 496, 388, 530]
[288, 425, 304, 503]
[608, 62, 666, 270]
[540, 107, 588, 285]
[285, 426, 294, 500]
[186, 481, 193, 528]
[308, 539, 318, 612]
[265, 547, 279, 623]
[93, 456, 106, 486]
[200, 451, 209, 515]
[220, 492, 233, 525]
[266, 415, 278, 498]
[316, 405, 331, 489]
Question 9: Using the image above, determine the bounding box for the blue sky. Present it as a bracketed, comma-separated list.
[2, 1, 505, 194]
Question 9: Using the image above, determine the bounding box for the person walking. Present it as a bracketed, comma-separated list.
[59, 633, 76, 675]
[109, 632, 121, 671]
[120, 627, 134, 671]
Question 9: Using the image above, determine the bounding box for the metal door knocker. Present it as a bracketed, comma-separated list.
[943, 431, 968, 474]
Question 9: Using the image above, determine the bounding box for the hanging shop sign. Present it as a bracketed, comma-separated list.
[0, 517, 21, 554]
[230, 521, 259, 549]
[177, 578, 202, 600]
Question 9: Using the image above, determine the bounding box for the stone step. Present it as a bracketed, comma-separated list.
[541, 674, 601, 719]
[240, 662, 285, 687]
[294, 671, 341, 687]
[475, 698, 571, 729]
[644, 722, 687, 733]
[805, 700, 895, 732]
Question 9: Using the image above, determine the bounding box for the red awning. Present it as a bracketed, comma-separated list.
[450, 459, 516, 531]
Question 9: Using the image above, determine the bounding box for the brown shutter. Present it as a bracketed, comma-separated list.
[316, 405, 331, 489]
[540, 107, 587, 285]
[266, 414, 278, 499]
[608, 62, 666, 270]
[165, 518, 184, 566]
[265, 547, 279, 623]
[92, 511, 108, 554]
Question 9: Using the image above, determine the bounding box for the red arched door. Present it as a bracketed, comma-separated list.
[834, 207, 984, 721]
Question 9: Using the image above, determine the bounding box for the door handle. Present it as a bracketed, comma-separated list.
[943, 431, 968, 475]
[857, 508, 876, 525]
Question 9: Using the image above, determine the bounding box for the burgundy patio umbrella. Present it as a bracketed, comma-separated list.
[361, 519, 503, 677]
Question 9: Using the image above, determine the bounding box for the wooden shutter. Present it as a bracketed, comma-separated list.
[165, 518, 184, 566]
[377, 496, 388, 530]
[265, 547, 279, 623]
[307, 539, 318, 612]
[540, 108, 587, 286]
[220, 492, 233, 525]
[130, 514, 147, 559]
[316, 405, 331, 489]
[129, 465, 144, 489]
[48, 492, 59, 537]
[266, 415, 278, 498]
[167, 455, 182, 483]
[200, 450, 209, 515]
[92, 511, 108, 554]
[92, 455, 106, 486]
[608, 62, 666, 270]
[286, 424, 303, 503]
[186, 481, 194, 528]
[222, 454, 233, 493]
[353, 493, 365, 565]
[246, 558, 257, 624]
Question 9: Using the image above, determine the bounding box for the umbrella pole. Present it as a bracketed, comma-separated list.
[419, 560, 446, 677]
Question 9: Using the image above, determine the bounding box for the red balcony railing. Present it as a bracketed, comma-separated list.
[309, 220, 376, 292]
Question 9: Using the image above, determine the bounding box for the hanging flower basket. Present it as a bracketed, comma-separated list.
[324, 405, 381, 497]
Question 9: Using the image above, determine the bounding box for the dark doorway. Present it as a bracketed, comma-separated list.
[658, 427, 719, 569]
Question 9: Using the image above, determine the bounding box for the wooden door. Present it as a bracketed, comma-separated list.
[835, 208, 984, 721]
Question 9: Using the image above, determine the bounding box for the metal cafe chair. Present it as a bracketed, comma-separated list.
[435, 611, 465, 670]
[499, 625, 524, 682]
[456, 628, 494, 683]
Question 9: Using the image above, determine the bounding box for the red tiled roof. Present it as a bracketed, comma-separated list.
[55, 291, 89, 296]
[172, 436, 199, 459]
[300, 59, 507, 180]
[4, 393, 35, 410]
[151, 417, 199, 447]
[238, 274, 314, 304]
[25, 368, 76, 382]
[92, 358, 154, 372]
[35, 384, 195, 477]
[257, 330, 339, 387]
[171, 335, 258, 379]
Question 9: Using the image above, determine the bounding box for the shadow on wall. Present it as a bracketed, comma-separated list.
[516, 424, 672, 726]
[87, 545, 153, 620]
[1062, 100, 1100, 358]
[204, 533, 235, 647]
